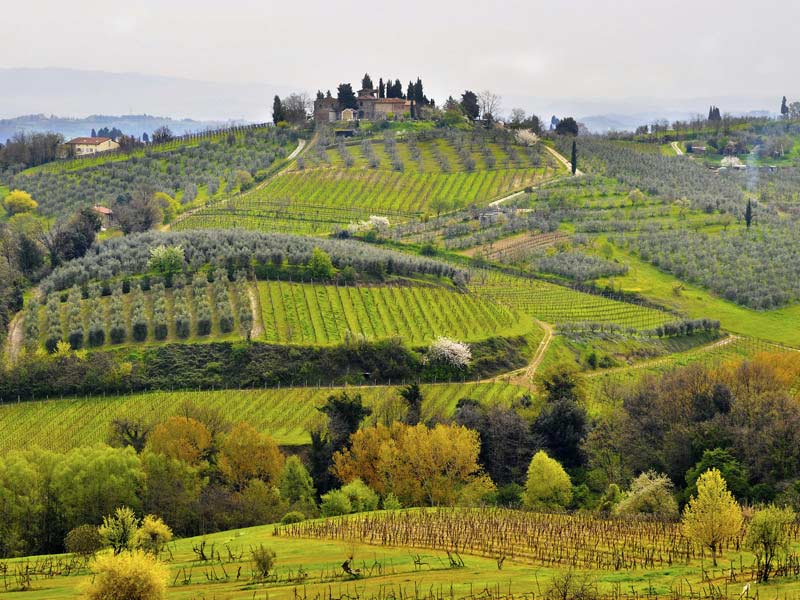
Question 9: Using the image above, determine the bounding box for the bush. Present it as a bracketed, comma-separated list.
[250, 544, 276, 579]
[65, 525, 103, 558]
[320, 489, 353, 516]
[340, 479, 379, 513]
[86, 550, 167, 600]
[524, 451, 572, 510]
[280, 511, 306, 524]
[382, 493, 402, 510]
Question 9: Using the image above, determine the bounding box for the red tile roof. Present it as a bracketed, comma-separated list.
[92, 205, 113, 215]
[66, 137, 112, 145]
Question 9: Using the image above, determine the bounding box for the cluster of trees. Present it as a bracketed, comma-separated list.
[708, 106, 722, 121]
[0, 403, 297, 557]
[0, 131, 64, 173]
[40, 229, 467, 294]
[9, 126, 294, 218]
[272, 94, 312, 125]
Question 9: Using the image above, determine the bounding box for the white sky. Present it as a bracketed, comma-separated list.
[2, 0, 798, 113]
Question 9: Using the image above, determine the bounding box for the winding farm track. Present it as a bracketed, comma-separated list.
[671, 141, 684, 156]
[165, 138, 307, 230]
[584, 334, 740, 379]
[486, 319, 554, 390]
[247, 281, 265, 339]
[545, 145, 583, 176]
[3, 312, 24, 364]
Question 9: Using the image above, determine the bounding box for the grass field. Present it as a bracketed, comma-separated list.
[468, 270, 676, 330]
[257, 280, 530, 345]
[0, 381, 529, 453]
[177, 136, 564, 234]
[595, 238, 800, 346]
[4, 509, 800, 600]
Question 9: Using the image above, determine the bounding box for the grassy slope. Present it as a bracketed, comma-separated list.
[256, 280, 532, 345]
[597, 238, 800, 346]
[0, 382, 529, 452]
[4, 514, 800, 600]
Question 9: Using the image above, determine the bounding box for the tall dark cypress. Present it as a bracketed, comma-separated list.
[378, 78, 385, 98]
[571, 141, 578, 175]
[745, 199, 752, 229]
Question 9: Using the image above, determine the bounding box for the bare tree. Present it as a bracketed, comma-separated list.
[283, 93, 313, 124]
[478, 90, 502, 120]
[509, 108, 526, 125]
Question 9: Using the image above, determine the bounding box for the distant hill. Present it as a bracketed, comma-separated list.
[0, 114, 251, 142]
[0, 68, 294, 123]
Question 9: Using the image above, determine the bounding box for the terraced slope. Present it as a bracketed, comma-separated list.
[177, 133, 563, 235]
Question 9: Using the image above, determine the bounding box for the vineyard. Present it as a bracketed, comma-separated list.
[469, 271, 676, 330]
[176, 132, 564, 234]
[257, 280, 529, 345]
[0, 381, 527, 452]
[276, 507, 780, 572]
[25, 270, 252, 350]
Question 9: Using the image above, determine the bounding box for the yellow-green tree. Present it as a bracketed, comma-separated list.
[524, 450, 572, 510]
[218, 422, 285, 491]
[3, 190, 37, 215]
[682, 468, 743, 566]
[133, 515, 173, 556]
[146, 417, 212, 466]
[745, 505, 795, 581]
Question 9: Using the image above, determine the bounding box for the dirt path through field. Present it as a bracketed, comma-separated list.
[545, 145, 583, 176]
[583, 334, 740, 379]
[3, 312, 24, 364]
[671, 141, 684, 156]
[485, 319, 554, 390]
[164, 138, 307, 231]
[247, 281, 265, 339]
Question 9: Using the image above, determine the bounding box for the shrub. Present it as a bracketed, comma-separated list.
[320, 489, 353, 516]
[280, 511, 306, 525]
[424, 337, 471, 369]
[250, 544, 276, 580]
[65, 524, 103, 558]
[616, 471, 678, 520]
[133, 515, 173, 555]
[86, 550, 167, 600]
[340, 479, 379, 513]
[382, 493, 402, 510]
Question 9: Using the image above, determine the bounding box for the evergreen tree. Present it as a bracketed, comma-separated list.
[400, 384, 423, 426]
[394, 79, 404, 99]
[272, 95, 286, 125]
[378, 78, 385, 98]
[460, 91, 480, 120]
[337, 83, 358, 110]
[91, 128, 97, 137]
[316, 90, 324, 100]
[142, 132, 149, 143]
[781, 96, 789, 118]
[325, 89, 333, 98]
[361, 73, 373, 91]
[571, 140, 578, 175]
[413, 78, 426, 104]
[406, 81, 414, 102]
[745, 199, 753, 229]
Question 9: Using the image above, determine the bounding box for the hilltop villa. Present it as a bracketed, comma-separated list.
[64, 136, 120, 156]
[314, 87, 412, 123]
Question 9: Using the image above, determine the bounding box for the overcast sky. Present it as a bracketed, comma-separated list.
[2, 0, 798, 120]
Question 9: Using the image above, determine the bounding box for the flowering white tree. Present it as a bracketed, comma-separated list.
[368, 215, 390, 232]
[424, 337, 471, 369]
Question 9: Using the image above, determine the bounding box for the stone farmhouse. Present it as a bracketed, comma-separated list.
[314, 87, 412, 123]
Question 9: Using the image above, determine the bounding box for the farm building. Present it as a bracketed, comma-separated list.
[313, 87, 412, 123]
[91, 205, 114, 229]
[64, 137, 120, 156]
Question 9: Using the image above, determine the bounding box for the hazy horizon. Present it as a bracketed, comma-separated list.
[2, 0, 798, 125]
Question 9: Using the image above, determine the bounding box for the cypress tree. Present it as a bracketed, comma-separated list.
[745, 199, 752, 229]
[781, 96, 789, 118]
[378, 78, 385, 98]
[571, 140, 578, 175]
[272, 95, 285, 124]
